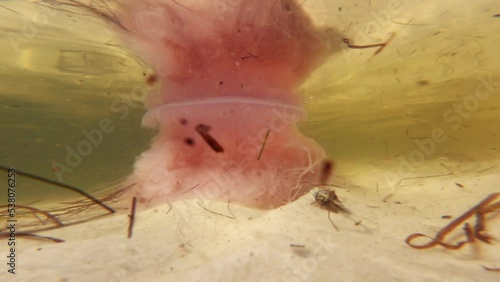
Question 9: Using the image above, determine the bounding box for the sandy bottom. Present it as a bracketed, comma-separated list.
[3, 158, 500, 282]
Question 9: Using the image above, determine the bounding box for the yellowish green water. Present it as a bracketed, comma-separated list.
[1, 1, 151, 202]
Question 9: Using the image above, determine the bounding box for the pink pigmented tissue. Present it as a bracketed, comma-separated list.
[117, 0, 334, 208]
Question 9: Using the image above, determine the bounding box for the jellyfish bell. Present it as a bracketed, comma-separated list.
[24, 0, 340, 210]
[115, 0, 337, 208]
[113, 0, 339, 208]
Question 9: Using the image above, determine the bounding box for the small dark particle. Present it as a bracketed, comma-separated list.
[282, 2, 291, 11]
[218, 81, 224, 85]
[493, 14, 500, 18]
[441, 215, 452, 219]
[355, 220, 363, 226]
[146, 74, 157, 85]
[195, 124, 224, 153]
[184, 138, 195, 146]
[418, 80, 430, 86]
[179, 118, 188, 126]
[319, 160, 334, 185]
[395, 201, 402, 205]
[455, 182, 464, 188]
[241, 52, 259, 60]
[338, 7, 342, 11]
[290, 244, 310, 257]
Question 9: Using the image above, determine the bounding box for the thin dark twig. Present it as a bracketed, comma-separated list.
[406, 193, 500, 249]
[0, 204, 64, 227]
[0, 165, 115, 214]
[241, 52, 259, 60]
[343, 38, 386, 49]
[293, 0, 307, 12]
[127, 197, 137, 239]
[481, 265, 500, 272]
[226, 199, 235, 219]
[34, 0, 127, 31]
[195, 124, 224, 153]
[327, 211, 339, 231]
[171, 0, 193, 12]
[11, 213, 112, 234]
[197, 201, 235, 220]
[342, 33, 395, 57]
[257, 129, 270, 160]
[0, 4, 21, 15]
[180, 184, 200, 195]
[0, 231, 64, 243]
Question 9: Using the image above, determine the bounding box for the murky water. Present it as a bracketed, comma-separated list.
[1, 1, 153, 201]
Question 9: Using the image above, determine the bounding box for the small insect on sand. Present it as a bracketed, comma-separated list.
[313, 189, 349, 214]
[312, 188, 349, 231]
